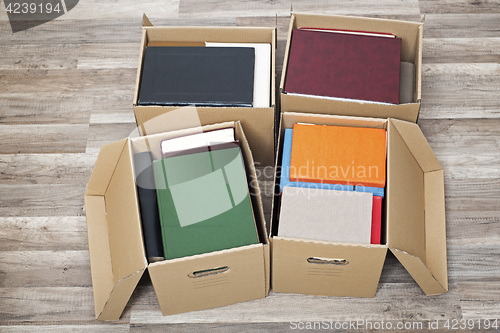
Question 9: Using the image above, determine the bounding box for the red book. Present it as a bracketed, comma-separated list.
[284, 29, 401, 104]
[371, 196, 383, 244]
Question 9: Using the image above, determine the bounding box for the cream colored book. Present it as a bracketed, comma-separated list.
[279, 186, 373, 244]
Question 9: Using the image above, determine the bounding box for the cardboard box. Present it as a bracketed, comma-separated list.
[133, 15, 277, 166]
[280, 13, 423, 123]
[271, 112, 447, 297]
[85, 121, 269, 320]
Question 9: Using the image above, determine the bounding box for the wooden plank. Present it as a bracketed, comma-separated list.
[419, 0, 500, 14]
[0, 216, 89, 251]
[128, 283, 461, 324]
[459, 282, 500, 320]
[0, 251, 91, 287]
[0, 326, 129, 332]
[419, 63, 500, 119]
[77, 43, 139, 70]
[423, 37, 500, 63]
[0, 20, 142, 45]
[0, 95, 93, 125]
[0, 153, 96, 184]
[86, 122, 138, 153]
[0, 44, 78, 70]
[0, 325, 130, 332]
[60, 0, 179, 21]
[0, 124, 88, 154]
[180, 0, 420, 17]
[423, 14, 500, 38]
[0, 184, 85, 217]
[0, 287, 129, 323]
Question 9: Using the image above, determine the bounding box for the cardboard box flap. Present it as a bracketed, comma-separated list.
[390, 248, 447, 295]
[85, 194, 146, 320]
[387, 119, 447, 294]
[86, 139, 128, 196]
[142, 14, 153, 27]
[85, 139, 148, 320]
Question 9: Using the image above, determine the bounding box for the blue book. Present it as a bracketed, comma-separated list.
[280, 128, 353, 193]
[355, 185, 385, 198]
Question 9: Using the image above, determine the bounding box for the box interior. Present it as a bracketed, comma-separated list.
[134, 26, 276, 107]
[271, 112, 447, 296]
[280, 13, 422, 103]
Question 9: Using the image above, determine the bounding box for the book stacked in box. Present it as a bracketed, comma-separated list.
[284, 27, 415, 105]
[138, 42, 271, 108]
[278, 123, 386, 245]
[133, 127, 259, 262]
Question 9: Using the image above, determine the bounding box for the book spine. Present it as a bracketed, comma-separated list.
[134, 152, 164, 261]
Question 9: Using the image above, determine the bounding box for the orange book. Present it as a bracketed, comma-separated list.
[289, 124, 386, 188]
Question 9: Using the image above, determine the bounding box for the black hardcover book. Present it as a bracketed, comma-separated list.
[133, 152, 164, 261]
[138, 46, 255, 107]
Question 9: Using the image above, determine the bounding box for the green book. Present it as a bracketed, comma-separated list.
[152, 143, 259, 260]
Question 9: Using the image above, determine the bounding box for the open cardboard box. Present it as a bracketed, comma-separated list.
[271, 112, 447, 297]
[280, 13, 423, 123]
[85, 121, 269, 320]
[133, 15, 277, 167]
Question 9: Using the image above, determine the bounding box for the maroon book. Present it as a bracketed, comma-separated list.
[284, 29, 401, 104]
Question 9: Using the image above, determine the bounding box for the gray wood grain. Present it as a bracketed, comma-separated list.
[0, 0, 498, 331]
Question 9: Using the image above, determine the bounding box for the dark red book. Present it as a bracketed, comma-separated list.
[371, 196, 383, 244]
[284, 29, 401, 104]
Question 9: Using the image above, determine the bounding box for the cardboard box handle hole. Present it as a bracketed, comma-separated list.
[307, 257, 349, 266]
[188, 266, 230, 278]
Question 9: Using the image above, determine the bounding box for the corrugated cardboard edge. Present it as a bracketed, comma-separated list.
[234, 120, 271, 295]
[388, 119, 448, 294]
[142, 14, 153, 27]
[85, 139, 147, 320]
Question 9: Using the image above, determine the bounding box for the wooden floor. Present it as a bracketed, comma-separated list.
[1, 0, 500, 331]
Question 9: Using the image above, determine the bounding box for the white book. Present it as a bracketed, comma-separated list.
[206, 42, 271, 108]
[160, 128, 235, 156]
[279, 186, 373, 244]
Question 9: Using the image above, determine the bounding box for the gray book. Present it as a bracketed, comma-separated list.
[278, 186, 373, 244]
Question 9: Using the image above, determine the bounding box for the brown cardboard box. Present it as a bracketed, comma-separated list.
[271, 112, 447, 297]
[85, 121, 269, 320]
[133, 15, 277, 166]
[280, 13, 423, 122]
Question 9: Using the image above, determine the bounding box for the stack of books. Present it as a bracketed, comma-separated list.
[138, 42, 271, 108]
[284, 27, 414, 105]
[133, 127, 259, 261]
[278, 123, 386, 244]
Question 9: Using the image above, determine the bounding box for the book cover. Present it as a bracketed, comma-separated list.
[152, 143, 259, 260]
[133, 151, 164, 262]
[279, 186, 373, 244]
[280, 128, 353, 193]
[371, 196, 383, 244]
[289, 124, 387, 188]
[355, 185, 385, 198]
[206, 42, 271, 108]
[284, 29, 401, 104]
[138, 46, 255, 107]
[160, 127, 235, 157]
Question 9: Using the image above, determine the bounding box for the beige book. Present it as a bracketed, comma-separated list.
[279, 186, 373, 244]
